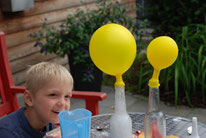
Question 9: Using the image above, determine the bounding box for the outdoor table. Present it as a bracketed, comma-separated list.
[91, 112, 206, 138]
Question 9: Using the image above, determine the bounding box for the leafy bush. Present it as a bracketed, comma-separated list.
[124, 50, 152, 95]
[160, 24, 206, 107]
[132, 0, 206, 107]
[29, 0, 142, 81]
[104, 0, 206, 107]
[142, 0, 206, 37]
[115, 24, 206, 107]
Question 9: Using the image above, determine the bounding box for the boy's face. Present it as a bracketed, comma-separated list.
[30, 79, 72, 124]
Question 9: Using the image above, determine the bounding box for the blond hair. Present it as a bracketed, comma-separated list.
[26, 62, 73, 94]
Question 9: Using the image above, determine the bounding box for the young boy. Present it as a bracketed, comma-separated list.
[0, 62, 73, 138]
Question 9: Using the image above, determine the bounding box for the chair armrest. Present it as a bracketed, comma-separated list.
[72, 91, 107, 116]
[10, 86, 26, 94]
[72, 91, 107, 101]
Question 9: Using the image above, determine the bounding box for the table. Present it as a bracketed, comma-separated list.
[91, 112, 206, 138]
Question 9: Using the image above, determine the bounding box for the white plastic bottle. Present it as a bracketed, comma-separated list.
[110, 86, 132, 138]
[189, 117, 200, 138]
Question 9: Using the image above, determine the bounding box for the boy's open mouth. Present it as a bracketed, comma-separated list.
[52, 111, 60, 114]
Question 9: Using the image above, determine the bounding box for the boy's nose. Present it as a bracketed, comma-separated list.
[57, 98, 65, 106]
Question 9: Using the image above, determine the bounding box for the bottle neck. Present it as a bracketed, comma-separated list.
[148, 87, 160, 112]
[114, 87, 127, 113]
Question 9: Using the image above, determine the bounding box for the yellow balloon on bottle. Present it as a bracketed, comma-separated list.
[147, 36, 178, 88]
[89, 23, 136, 87]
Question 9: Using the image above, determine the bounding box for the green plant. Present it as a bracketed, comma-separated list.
[29, 0, 141, 82]
[121, 24, 206, 108]
[103, 1, 206, 107]
[160, 24, 206, 107]
[142, 0, 206, 37]
[123, 49, 152, 95]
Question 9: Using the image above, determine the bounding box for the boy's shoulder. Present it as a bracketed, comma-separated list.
[0, 107, 55, 138]
[0, 107, 25, 137]
[0, 107, 24, 128]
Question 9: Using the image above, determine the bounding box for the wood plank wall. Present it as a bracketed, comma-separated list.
[0, 0, 136, 86]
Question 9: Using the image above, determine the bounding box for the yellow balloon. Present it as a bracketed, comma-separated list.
[147, 36, 178, 88]
[89, 24, 136, 86]
[147, 36, 178, 70]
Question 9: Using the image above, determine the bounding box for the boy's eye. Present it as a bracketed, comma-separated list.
[49, 93, 56, 96]
[65, 95, 70, 99]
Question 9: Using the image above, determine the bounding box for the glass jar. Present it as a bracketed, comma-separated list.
[144, 87, 166, 138]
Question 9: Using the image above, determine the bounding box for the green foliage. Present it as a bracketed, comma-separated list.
[142, 0, 206, 37]
[123, 48, 152, 95]
[29, 0, 141, 82]
[132, 0, 206, 107]
[102, 0, 206, 107]
[122, 24, 206, 107]
[161, 24, 206, 107]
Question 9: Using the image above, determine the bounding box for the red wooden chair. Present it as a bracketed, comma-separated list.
[0, 31, 107, 117]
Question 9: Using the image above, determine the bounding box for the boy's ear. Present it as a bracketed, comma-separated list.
[24, 90, 33, 107]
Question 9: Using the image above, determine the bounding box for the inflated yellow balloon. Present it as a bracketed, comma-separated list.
[147, 36, 178, 88]
[89, 24, 136, 87]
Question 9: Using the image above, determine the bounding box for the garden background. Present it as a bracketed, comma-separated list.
[0, 0, 206, 108]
